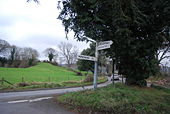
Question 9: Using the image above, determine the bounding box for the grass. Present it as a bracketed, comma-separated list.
[0, 62, 85, 84]
[57, 83, 170, 114]
[0, 62, 107, 91]
[0, 76, 107, 91]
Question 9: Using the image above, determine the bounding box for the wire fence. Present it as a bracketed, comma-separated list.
[0, 77, 14, 86]
[0, 75, 84, 86]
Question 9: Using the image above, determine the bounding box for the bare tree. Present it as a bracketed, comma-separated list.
[70, 48, 79, 65]
[157, 47, 170, 64]
[25, 47, 39, 66]
[0, 39, 10, 56]
[20, 47, 39, 60]
[44, 48, 58, 62]
[157, 27, 170, 65]
[9, 46, 39, 65]
[58, 42, 78, 67]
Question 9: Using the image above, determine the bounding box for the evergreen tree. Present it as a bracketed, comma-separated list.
[77, 43, 95, 73]
[58, 0, 170, 86]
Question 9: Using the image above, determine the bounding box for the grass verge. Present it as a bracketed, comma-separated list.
[0, 76, 107, 92]
[57, 83, 170, 114]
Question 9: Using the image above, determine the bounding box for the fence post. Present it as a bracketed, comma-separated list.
[49, 77, 50, 82]
[22, 77, 24, 82]
[2, 77, 4, 85]
[68, 75, 69, 81]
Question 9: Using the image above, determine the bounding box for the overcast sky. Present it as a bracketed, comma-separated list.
[0, 0, 169, 66]
[0, 0, 89, 59]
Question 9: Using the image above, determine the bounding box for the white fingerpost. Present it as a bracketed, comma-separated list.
[77, 55, 97, 61]
[77, 39, 113, 90]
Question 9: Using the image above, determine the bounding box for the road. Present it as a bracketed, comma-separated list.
[0, 98, 75, 114]
[0, 77, 113, 114]
[0, 77, 112, 101]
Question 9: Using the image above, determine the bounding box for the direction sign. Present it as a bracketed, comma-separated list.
[98, 40, 113, 46]
[97, 44, 110, 50]
[77, 55, 97, 61]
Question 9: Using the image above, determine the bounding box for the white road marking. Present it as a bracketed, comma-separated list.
[29, 97, 53, 102]
[8, 100, 28, 104]
[7, 97, 53, 104]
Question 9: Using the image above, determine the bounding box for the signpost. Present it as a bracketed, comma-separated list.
[77, 55, 97, 61]
[98, 40, 113, 46]
[97, 40, 113, 50]
[97, 44, 110, 50]
[77, 40, 113, 89]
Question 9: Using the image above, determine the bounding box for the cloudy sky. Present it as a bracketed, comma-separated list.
[0, 0, 89, 59]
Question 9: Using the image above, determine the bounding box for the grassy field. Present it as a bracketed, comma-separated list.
[0, 62, 108, 91]
[0, 62, 85, 84]
[0, 76, 107, 91]
[57, 83, 170, 114]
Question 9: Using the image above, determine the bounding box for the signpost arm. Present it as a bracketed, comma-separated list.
[93, 42, 98, 89]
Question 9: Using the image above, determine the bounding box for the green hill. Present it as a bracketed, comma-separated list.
[0, 62, 84, 84]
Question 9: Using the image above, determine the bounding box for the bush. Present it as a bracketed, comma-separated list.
[76, 72, 83, 76]
[0, 57, 8, 67]
[19, 60, 29, 68]
[10, 60, 20, 67]
[84, 74, 93, 82]
[18, 82, 30, 87]
[51, 62, 58, 66]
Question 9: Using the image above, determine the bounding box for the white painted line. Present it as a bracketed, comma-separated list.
[7, 97, 53, 104]
[8, 100, 28, 104]
[29, 97, 53, 103]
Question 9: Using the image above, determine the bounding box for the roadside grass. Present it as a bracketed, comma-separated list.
[57, 83, 170, 114]
[0, 76, 107, 91]
[0, 62, 85, 84]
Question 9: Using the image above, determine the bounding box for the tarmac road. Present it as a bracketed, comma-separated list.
[0, 98, 75, 114]
[0, 77, 112, 101]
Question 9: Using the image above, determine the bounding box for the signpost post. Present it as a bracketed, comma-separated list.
[93, 42, 98, 89]
[77, 40, 113, 89]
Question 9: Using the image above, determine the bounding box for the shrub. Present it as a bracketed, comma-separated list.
[19, 60, 29, 68]
[76, 72, 83, 76]
[10, 60, 20, 67]
[84, 74, 93, 82]
[18, 82, 30, 87]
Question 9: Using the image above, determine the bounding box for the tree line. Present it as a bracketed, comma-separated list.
[0, 39, 79, 68]
[0, 39, 39, 67]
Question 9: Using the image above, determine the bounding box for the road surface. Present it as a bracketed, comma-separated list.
[0, 98, 75, 114]
[0, 77, 112, 101]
